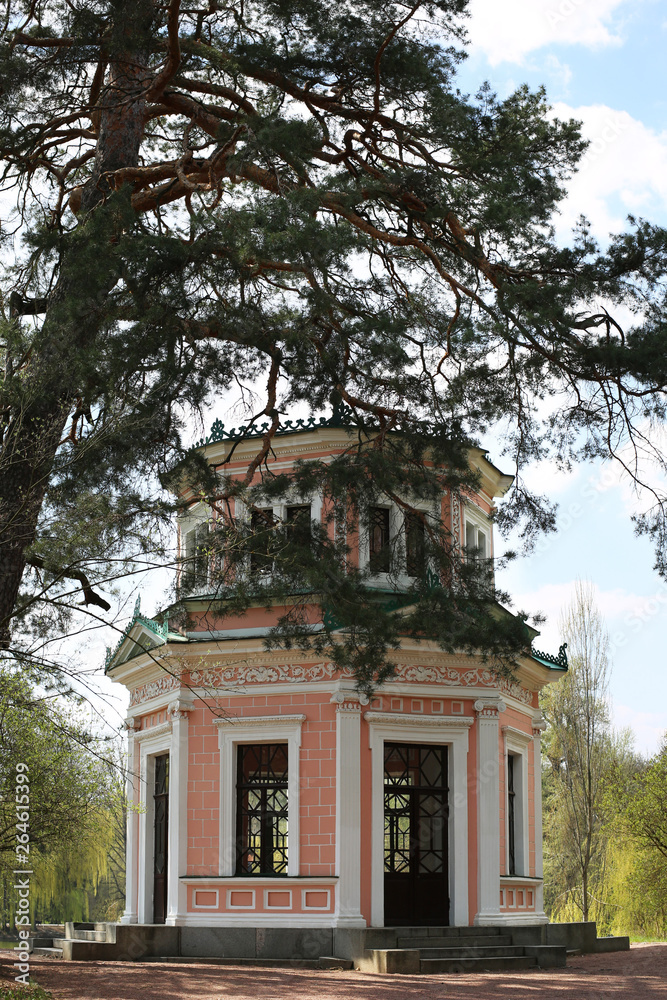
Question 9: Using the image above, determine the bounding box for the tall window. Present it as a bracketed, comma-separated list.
[236, 744, 289, 875]
[507, 753, 516, 876]
[182, 521, 210, 590]
[405, 511, 426, 577]
[369, 506, 391, 573]
[465, 520, 487, 562]
[250, 508, 275, 574]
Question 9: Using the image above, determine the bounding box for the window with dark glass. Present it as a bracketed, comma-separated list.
[236, 744, 288, 875]
[250, 508, 275, 574]
[384, 744, 448, 876]
[507, 753, 516, 875]
[369, 506, 391, 573]
[405, 511, 426, 577]
[285, 504, 311, 540]
[182, 522, 210, 589]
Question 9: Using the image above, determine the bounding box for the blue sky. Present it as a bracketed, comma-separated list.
[92, 0, 667, 753]
[460, 0, 667, 753]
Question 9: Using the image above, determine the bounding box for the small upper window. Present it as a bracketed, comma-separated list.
[250, 508, 275, 575]
[368, 506, 391, 574]
[405, 511, 426, 577]
[465, 520, 488, 563]
[181, 520, 211, 590]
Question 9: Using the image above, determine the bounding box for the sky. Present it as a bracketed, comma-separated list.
[90, 0, 667, 754]
[460, 0, 667, 754]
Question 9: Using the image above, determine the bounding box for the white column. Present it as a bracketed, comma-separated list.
[532, 717, 547, 920]
[332, 688, 367, 927]
[121, 719, 139, 924]
[473, 697, 506, 925]
[166, 700, 192, 925]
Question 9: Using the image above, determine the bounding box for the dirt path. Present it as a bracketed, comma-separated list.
[4, 942, 666, 1000]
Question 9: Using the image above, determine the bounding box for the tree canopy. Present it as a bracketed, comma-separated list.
[2, 0, 667, 685]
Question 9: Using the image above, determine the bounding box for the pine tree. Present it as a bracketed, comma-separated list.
[2, 1, 667, 684]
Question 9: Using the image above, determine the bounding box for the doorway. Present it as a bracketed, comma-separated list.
[383, 742, 449, 926]
[152, 753, 169, 923]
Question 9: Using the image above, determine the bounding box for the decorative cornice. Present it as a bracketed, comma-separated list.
[213, 714, 306, 729]
[194, 406, 357, 449]
[105, 595, 172, 673]
[501, 725, 533, 748]
[364, 711, 474, 730]
[134, 720, 173, 743]
[531, 642, 568, 669]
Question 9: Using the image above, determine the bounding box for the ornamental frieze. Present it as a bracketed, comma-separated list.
[129, 673, 180, 706]
[184, 659, 533, 706]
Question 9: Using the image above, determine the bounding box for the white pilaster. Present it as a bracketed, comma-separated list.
[532, 716, 548, 921]
[331, 687, 367, 928]
[473, 697, 506, 925]
[166, 700, 192, 925]
[121, 719, 139, 924]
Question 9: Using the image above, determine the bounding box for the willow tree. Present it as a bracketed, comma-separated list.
[2, 0, 667, 684]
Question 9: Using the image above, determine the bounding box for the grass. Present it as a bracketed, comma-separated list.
[0, 987, 53, 999]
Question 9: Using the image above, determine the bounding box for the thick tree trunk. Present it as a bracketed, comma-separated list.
[0, 3, 152, 648]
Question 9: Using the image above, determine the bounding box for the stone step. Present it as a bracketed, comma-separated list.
[392, 925, 505, 937]
[58, 929, 107, 942]
[421, 954, 538, 974]
[397, 934, 513, 949]
[32, 947, 64, 958]
[418, 944, 528, 960]
[29, 937, 54, 949]
[142, 956, 322, 969]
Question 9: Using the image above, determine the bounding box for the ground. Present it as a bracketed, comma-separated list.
[1, 943, 665, 999]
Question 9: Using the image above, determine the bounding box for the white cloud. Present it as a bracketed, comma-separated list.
[466, 0, 626, 65]
[552, 103, 667, 241]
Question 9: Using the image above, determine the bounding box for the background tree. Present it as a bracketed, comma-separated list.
[2, 0, 667, 687]
[0, 673, 125, 926]
[541, 581, 629, 923]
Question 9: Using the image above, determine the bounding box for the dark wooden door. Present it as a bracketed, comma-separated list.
[153, 753, 169, 924]
[384, 743, 449, 926]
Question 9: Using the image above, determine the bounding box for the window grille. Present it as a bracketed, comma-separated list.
[369, 506, 391, 573]
[405, 512, 426, 577]
[508, 753, 516, 876]
[236, 744, 289, 875]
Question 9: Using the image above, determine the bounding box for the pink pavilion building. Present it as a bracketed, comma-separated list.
[105, 414, 572, 965]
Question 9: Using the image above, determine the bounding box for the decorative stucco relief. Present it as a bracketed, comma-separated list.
[189, 661, 354, 688]
[128, 673, 180, 706]
[395, 663, 533, 706]
[184, 659, 533, 706]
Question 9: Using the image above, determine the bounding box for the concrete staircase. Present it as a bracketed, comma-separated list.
[357, 925, 567, 973]
[29, 920, 630, 972]
[32, 923, 107, 959]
